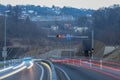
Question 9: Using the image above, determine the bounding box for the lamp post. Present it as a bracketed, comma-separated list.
[91, 30, 94, 59]
[2, 10, 10, 68]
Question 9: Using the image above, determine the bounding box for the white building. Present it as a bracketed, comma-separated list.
[31, 16, 75, 21]
[74, 27, 88, 32]
[51, 25, 59, 31]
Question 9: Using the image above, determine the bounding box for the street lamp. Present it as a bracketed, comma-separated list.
[91, 30, 94, 59]
[2, 10, 10, 68]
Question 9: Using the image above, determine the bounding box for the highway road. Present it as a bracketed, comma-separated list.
[0, 59, 119, 80]
[0, 61, 50, 80]
[54, 63, 120, 80]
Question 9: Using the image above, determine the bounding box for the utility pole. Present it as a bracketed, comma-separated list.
[91, 30, 94, 59]
[2, 13, 7, 68]
[2, 10, 9, 68]
[70, 36, 72, 58]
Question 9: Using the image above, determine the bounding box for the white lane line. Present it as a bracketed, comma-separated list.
[55, 66, 71, 80]
[0, 66, 27, 80]
[36, 63, 44, 80]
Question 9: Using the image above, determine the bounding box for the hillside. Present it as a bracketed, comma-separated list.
[104, 47, 120, 62]
[0, 4, 120, 60]
[0, 4, 94, 18]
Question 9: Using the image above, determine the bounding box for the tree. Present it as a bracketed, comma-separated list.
[92, 5, 120, 45]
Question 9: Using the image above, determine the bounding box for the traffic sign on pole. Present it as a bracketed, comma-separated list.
[66, 34, 71, 40]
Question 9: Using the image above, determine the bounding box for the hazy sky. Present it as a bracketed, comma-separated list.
[0, 0, 120, 9]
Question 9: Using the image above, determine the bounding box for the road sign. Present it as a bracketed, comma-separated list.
[66, 34, 71, 40]
[48, 34, 88, 39]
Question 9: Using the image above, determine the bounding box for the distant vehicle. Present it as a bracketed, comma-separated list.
[23, 57, 32, 61]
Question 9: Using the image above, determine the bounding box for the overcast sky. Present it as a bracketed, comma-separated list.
[0, 0, 120, 9]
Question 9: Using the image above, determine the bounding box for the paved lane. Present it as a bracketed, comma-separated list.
[54, 63, 120, 80]
[0, 61, 51, 80]
[2, 63, 42, 80]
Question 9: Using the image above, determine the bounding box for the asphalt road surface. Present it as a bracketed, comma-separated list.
[0, 62, 50, 80]
[1, 60, 119, 80]
[54, 63, 120, 80]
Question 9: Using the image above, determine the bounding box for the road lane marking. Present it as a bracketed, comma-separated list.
[67, 63, 120, 80]
[36, 63, 44, 80]
[0, 66, 27, 79]
[55, 66, 71, 80]
[40, 62, 52, 80]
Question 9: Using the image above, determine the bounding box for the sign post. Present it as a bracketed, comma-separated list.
[2, 47, 7, 68]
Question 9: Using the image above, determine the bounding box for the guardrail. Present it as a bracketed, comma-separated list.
[41, 60, 57, 80]
[0, 59, 22, 69]
[51, 58, 120, 71]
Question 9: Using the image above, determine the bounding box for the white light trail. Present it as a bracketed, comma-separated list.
[0, 66, 27, 79]
[13, 61, 25, 70]
[0, 66, 13, 72]
[27, 61, 34, 69]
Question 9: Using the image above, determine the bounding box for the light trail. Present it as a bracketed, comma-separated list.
[36, 63, 44, 80]
[55, 66, 71, 80]
[0, 66, 27, 79]
[0, 66, 13, 72]
[52, 59, 120, 71]
[41, 62, 52, 80]
[78, 64, 120, 80]
[63, 61, 120, 80]
[13, 61, 25, 70]
[27, 61, 34, 69]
